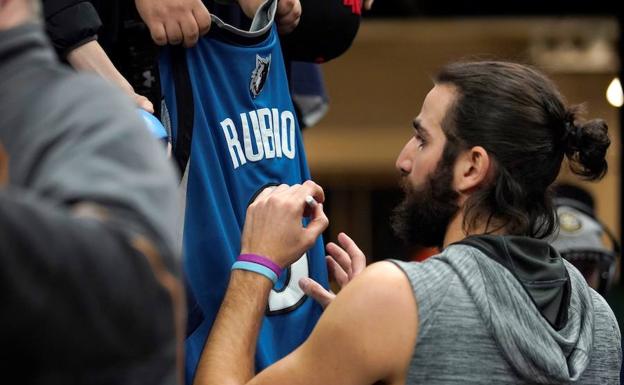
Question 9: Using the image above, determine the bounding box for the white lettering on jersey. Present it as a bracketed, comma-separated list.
[257, 108, 275, 159]
[281, 110, 296, 160]
[241, 111, 264, 162]
[272, 108, 282, 158]
[221, 118, 246, 169]
[222, 108, 297, 169]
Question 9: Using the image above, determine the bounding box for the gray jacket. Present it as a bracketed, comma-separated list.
[0, 22, 181, 384]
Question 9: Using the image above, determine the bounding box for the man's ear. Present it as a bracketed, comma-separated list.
[454, 146, 491, 194]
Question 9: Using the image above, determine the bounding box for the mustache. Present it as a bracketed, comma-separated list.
[398, 175, 426, 198]
[398, 175, 412, 193]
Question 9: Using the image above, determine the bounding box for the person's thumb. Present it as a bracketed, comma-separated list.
[305, 203, 329, 237]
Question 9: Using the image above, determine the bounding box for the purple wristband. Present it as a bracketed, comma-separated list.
[237, 254, 283, 278]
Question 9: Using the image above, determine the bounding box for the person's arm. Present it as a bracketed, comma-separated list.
[193, 183, 418, 385]
[43, 0, 154, 111]
[66, 39, 154, 112]
[195, 262, 418, 385]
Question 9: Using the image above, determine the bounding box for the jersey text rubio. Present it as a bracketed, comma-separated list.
[221, 108, 296, 169]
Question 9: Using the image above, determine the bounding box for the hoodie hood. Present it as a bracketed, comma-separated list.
[451, 235, 595, 383]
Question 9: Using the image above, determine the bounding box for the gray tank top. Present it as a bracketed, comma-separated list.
[391, 243, 621, 384]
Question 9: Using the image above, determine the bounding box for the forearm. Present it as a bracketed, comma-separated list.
[66, 40, 134, 95]
[194, 270, 273, 385]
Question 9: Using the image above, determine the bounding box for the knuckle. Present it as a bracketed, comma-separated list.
[199, 18, 211, 29]
[187, 30, 199, 40]
[170, 4, 187, 14]
[149, 10, 165, 20]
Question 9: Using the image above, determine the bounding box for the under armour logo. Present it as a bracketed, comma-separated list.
[143, 70, 156, 88]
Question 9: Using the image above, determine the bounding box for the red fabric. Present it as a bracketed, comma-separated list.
[411, 247, 439, 262]
[343, 0, 362, 15]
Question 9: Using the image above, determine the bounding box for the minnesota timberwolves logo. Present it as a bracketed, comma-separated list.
[250, 54, 271, 98]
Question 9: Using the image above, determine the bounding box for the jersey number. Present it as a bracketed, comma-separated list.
[267, 253, 309, 315]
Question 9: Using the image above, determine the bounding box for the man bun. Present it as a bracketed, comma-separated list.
[563, 113, 610, 181]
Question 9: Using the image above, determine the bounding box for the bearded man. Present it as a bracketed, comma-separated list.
[194, 61, 621, 385]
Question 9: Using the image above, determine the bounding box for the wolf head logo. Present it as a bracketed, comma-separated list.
[250, 54, 271, 99]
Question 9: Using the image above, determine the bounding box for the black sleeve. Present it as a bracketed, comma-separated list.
[281, 0, 361, 63]
[43, 0, 102, 58]
[0, 60, 183, 371]
[0, 188, 176, 367]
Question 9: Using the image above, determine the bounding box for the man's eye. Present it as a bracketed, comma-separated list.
[415, 135, 426, 149]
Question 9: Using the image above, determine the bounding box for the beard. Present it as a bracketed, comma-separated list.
[391, 151, 460, 249]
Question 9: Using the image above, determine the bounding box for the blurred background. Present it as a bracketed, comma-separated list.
[306, 0, 623, 259]
[304, 0, 624, 322]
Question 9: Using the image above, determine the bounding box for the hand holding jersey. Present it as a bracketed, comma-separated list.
[135, 0, 212, 47]
[235, 0, 303, 35]
[275, 0, 302, 34]
[136, 0, 302, 48]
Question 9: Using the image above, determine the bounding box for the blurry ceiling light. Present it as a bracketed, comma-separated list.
[606, 77, 623, 108]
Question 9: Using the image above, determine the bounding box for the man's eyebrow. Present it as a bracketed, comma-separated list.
[412, 119, 430, 138]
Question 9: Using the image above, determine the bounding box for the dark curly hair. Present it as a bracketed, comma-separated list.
[435, 61, 610, 238]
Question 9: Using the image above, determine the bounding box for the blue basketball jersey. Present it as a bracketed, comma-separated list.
[159, 1, 329, 382]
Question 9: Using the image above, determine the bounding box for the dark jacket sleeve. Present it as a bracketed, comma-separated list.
[0, 36, 182, 373]
[0, 188, 178, 369]
[43, 0, 102, 58]
[281, 0, 361, 63]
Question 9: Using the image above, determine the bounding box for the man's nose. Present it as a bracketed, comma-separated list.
[395, 139, 414, 175]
